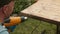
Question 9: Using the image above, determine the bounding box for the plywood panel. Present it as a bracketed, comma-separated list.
[21, 0, 60, 23]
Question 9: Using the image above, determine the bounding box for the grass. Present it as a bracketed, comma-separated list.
[11, 0, 57, 34]
[10, 18, 56, 34]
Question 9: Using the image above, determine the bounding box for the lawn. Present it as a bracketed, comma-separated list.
[10, 0, 57, 34]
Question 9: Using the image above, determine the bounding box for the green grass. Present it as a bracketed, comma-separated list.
[10, 18, 56, 34]
[11, 0, 57, 34]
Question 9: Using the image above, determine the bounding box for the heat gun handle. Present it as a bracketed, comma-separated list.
[4, 18, 10, 23]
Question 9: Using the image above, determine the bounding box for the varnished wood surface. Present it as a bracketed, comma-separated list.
[21, 0, 60, 24]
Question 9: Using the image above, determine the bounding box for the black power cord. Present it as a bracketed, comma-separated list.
[31, 21, 46, 34]
[31, 21, 41, 34]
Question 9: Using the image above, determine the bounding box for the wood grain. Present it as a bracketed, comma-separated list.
[21, 0, 60, 24]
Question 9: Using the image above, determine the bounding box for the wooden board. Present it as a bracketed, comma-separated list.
[20, 0, 60, 24]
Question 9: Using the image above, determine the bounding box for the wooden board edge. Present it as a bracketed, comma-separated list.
[19, 12, 60, 25]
